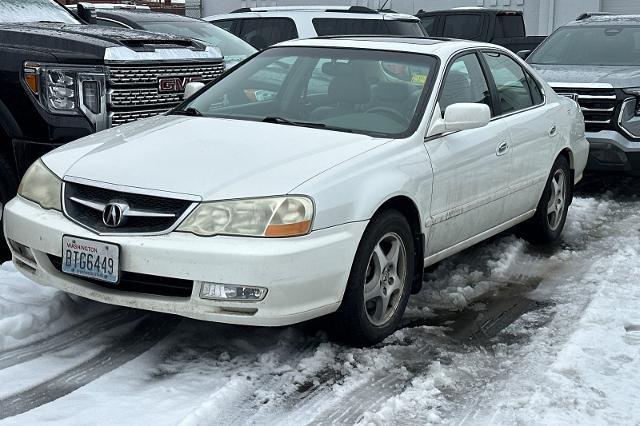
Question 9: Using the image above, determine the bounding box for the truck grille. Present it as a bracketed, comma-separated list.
[64, 182, 194, 235]
[552, 86, 619, 132]
[106, 62, 225, 127]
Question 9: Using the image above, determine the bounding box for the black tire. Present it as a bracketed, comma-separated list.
[330, 210, 415, 346]
[522, 156, 571, 244]
[0, 155, 18, 259]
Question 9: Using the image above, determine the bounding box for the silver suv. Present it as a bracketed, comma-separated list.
[527, 15, 640, 175]
[204, 6, 425, 50]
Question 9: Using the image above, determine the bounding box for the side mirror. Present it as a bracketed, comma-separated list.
[183, 82, 205, 99]
[517, 50, 532, 60]
[77, 3, 97, 25]
[427, 103, 491, 137]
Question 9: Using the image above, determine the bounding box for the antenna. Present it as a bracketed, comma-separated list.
[379, 0, 390, 11]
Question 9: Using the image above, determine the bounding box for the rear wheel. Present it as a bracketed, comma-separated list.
[522, 156, 571, 244]
[0, 155, 18, 259]
[330, 210, 415, 346]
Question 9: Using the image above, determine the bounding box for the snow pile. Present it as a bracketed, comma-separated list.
[0, 262, 106, 351]
[514, 231, 640, 424]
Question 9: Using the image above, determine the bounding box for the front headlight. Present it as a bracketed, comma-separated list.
[22, 62, 107, 131]
[18, 160, 62, 211]
[620, 88, 640, 138]
[177, 196, 314, 237]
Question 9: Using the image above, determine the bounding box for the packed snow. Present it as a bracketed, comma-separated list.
[0, 176, 639, 425]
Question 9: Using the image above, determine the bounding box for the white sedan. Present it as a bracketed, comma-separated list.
[3, 37, 588, 345]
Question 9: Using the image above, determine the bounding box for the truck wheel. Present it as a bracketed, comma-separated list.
[522, 156, 571, 244]
[330, 210, 415, 346]
[0, 155, 18, 259]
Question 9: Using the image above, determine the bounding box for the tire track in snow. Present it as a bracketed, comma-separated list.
[0, 313, 180, 420]
[0, 308, 143, 371]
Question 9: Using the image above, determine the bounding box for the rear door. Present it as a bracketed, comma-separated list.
[425, 51, 513, 257]
[480, 50, 556, 217]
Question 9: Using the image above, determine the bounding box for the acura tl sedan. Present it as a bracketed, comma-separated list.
[3, 37, 588, 345]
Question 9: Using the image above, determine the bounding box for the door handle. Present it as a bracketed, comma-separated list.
[496, 141, 509, 156]
[549, 124, 558, 137]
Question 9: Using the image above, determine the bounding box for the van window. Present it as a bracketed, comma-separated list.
[237, 18, 298, 49]
[313, 18, 425, 37]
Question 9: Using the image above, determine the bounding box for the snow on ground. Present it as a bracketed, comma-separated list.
[0, 181, 639, 425]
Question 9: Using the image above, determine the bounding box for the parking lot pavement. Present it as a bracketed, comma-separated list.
[0, 177, 638, 425]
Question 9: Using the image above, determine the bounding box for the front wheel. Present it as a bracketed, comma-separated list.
[522, 156, 571, 244]
[330, 210, 415, 346]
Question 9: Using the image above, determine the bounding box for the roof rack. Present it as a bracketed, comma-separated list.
[231, 5, 379, 14]
[576, 12, 612, 20]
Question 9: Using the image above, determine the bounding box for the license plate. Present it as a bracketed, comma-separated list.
[62, 236, 120, 284]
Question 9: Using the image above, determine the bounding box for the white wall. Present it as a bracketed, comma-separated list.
[195, 0, 639, 35]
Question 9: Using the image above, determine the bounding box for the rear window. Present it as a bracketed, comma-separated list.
[419, 16, 436, 36]
[313, 18, 425, 37]
[494, 14, 525, 38]
[442, 14, 483, 40]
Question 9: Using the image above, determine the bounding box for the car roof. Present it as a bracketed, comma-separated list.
[205, 6, 419, 22]
[276, 36, 499, 57]
[566, 14, 640, 26]
[97, 9, 201, 24]
[417, 8, 522, 16]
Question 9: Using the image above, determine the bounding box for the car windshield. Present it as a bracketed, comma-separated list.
[177, 47, 437, 137]
[0, 0, 80, 24]
[528, 25, 640, 66]
[142, 21, 256, 58]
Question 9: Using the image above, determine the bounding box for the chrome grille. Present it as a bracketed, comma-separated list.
[64, 182, 194, 235]
[106, 62, 225, 127]
[553, 86, 618, 132]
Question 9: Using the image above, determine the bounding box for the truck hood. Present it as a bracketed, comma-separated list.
[43, 115, 390, 201]
[530, 64, 640, 89]
[0, 23, 215, 64]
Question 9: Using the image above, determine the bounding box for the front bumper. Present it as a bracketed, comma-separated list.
[586, 130, 640, 173]
[3, 197, 366, 326]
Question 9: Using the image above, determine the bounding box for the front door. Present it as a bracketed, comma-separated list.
[425, 52, 513, 257]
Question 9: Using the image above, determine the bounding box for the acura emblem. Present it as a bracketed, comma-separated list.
[102, 202, 128, 228]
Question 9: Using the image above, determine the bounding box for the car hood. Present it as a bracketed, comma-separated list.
[530, 64, 640, 89]
[0, 23, 214, 64]
[43, 115, 391, 201]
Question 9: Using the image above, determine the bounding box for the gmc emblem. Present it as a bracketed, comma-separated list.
[158, 76, 202, 93]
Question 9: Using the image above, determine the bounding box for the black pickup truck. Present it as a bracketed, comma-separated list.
[0, 0, 225, 253]
[415, 8, 546, 52]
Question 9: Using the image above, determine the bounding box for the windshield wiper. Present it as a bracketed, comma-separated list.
[262, 116, 355, 133]
[172, 107, 203, 117]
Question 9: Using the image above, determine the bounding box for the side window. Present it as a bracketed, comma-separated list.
[442, 14, 483, 40]
[237, 18, 298, 49]
[419, 16, 436, 36]
[525, 72, 544, 105]
[494, 15, 525, 38]
[211, 19, 235, 33]
[439, 53, 492, 116]
[482, 51, 534, 115]
[96, 18, 129, 28]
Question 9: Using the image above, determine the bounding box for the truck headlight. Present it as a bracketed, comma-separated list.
[22, 62, 107, 131]
[177, 196, 314, 237]
[620, 88, 640, 138]
[18, 160, 62, 211]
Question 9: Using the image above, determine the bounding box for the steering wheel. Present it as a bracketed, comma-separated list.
[365, 107, 410, 127]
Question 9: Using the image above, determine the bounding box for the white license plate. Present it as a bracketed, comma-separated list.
[62, 236, 120, 284]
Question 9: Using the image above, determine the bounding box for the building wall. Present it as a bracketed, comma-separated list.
[195, 0, 640, 35]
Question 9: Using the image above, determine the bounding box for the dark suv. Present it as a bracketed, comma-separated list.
[527, 15, 640, 174]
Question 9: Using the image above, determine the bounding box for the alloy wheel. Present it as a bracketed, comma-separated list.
[363, 232, 407, 327]
[547, 168, 567, 231]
